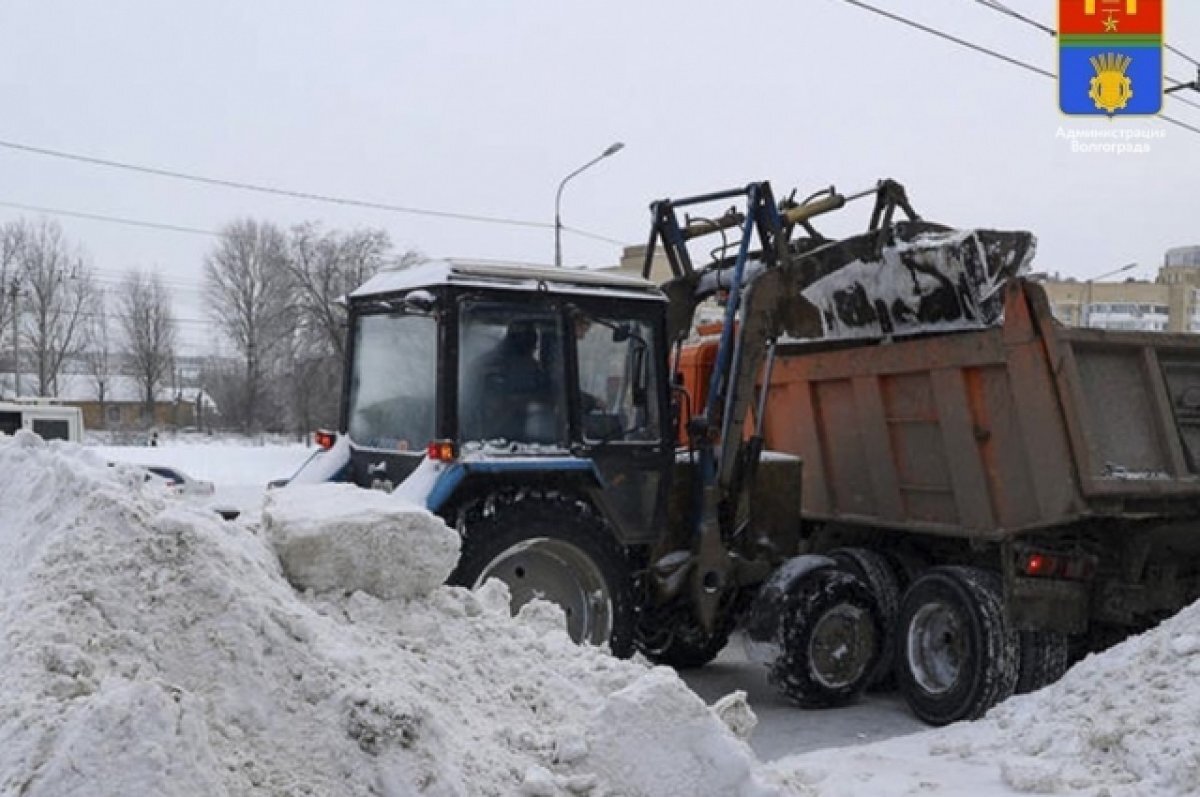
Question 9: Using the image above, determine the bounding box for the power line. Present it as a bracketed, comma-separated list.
[0, 199, 217, 238]
[971, 0, 1200, 113]
[835, 0, 1200, 136]
[1167, 43, 1200, 69]
[974, 0, 1055, 37]
[839, 0, 1054, 78]
[0, 138, 630, 246]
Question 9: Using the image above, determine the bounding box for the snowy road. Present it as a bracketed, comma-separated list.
[683, 635, 925, 761]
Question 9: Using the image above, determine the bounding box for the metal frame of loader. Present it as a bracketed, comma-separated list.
[639, 179, 922, 632]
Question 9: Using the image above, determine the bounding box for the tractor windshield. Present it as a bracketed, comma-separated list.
[458, 301, 568, 446]
[346, 312, 438, 452]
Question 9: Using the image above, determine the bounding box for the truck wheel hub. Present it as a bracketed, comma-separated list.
[807, 604, 876, 690]
[907, 602, 965, 695]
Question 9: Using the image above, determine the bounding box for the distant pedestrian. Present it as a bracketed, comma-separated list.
[150, 431, 159, 447]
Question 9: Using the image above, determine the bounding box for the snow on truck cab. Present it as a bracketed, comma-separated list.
[0, 400, 84, 443]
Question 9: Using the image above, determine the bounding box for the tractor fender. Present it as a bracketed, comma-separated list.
[417, 457, 605, 514]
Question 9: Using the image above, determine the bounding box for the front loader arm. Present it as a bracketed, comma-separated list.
[646, 178, 1033, 631]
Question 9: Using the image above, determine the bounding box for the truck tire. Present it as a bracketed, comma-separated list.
[448, 494, 635, 658]
[896, 567, 1019, 726]
[1016, 630, 1071, 694]
[769, 567, 882, 708]
[830, 547, 902, 690]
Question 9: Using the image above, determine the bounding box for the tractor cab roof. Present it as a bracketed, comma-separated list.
[349, 259, 666, 304]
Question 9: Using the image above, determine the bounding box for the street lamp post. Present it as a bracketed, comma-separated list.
[1083, 262, 1138, 328]
[554, 142, 624, 268]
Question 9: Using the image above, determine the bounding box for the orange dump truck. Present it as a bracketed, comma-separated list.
[680, 278, 1200, 723]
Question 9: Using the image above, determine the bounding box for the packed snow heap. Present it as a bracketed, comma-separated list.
[5, 431, 1200, 797]
[0, 432, 772, 797]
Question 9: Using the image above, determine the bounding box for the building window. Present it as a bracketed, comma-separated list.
[106, 406, 120, 424]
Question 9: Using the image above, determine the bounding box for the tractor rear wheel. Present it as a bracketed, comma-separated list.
[448, 493, 635, 657]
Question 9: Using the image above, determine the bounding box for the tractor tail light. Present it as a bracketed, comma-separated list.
[314, 429, 337, 450]
[427, 440, 457, 462]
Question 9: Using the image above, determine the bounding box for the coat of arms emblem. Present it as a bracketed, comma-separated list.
[1059, 0, 1163, 116]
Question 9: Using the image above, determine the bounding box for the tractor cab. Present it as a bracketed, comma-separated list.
[331, 259, 673, 541]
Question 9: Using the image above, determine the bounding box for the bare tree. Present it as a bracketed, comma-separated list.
[204, 219, 294, 431]
[0, 223, 23, 396]
[0, 222, 21, 339]
[16, 219, 95, 397]
[84, 288, 116, 427]
[118, 270, 178, 425]
[276, 224, 422, 434]
[287, 223, 420, 358]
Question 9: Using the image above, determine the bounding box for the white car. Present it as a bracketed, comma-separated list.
[142, 465, 215, 498]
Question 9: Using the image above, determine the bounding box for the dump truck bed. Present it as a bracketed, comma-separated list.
[756, 279, 1200, 540]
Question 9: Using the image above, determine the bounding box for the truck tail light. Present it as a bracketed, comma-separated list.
[427, 440, 457, 462]
[1019, 548, 1097, 581]
[314, 429, 337, 450]
[1022, 552, 1058, 577]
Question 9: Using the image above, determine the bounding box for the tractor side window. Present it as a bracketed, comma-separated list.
[575, 316, 660, 443]
[347, 313, 437, 452]
[458, 302, 567, 446]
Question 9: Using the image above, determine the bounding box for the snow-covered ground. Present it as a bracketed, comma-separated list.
[97, 439, 314, 517]
[3, 434, 1198, 795]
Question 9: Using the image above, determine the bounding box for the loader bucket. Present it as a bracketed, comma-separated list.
[798, 221, 1037, 341]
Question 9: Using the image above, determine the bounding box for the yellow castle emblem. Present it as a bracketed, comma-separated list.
[1088, 52, 1134, 113]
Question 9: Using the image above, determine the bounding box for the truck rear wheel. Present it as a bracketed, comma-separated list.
[449, 494, 635, 657]
[830, 547, 902, 690]
[896, 567, 1018, 726]
[1016, 630, 1070, 694]
[769, 568, 882, 708]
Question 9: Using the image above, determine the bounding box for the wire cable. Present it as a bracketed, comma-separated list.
[836, 0, 1200, 136]
[0, 199, 218, 238]
[974, 0, 1056, 37]
[0, 138, 630, 246]
[839, 0, 1054, 78]
[1167, 43, 1200, 69]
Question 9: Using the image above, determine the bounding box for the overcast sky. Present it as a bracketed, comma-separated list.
[2, 0, 1197, 354]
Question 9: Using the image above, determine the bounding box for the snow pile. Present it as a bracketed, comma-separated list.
[263, 483, 459, 600]
[0, 431, 775, 797]
[770, 601, 1200, 796]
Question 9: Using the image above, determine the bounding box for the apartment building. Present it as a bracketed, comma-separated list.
[1037, 246, 1200, 333]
